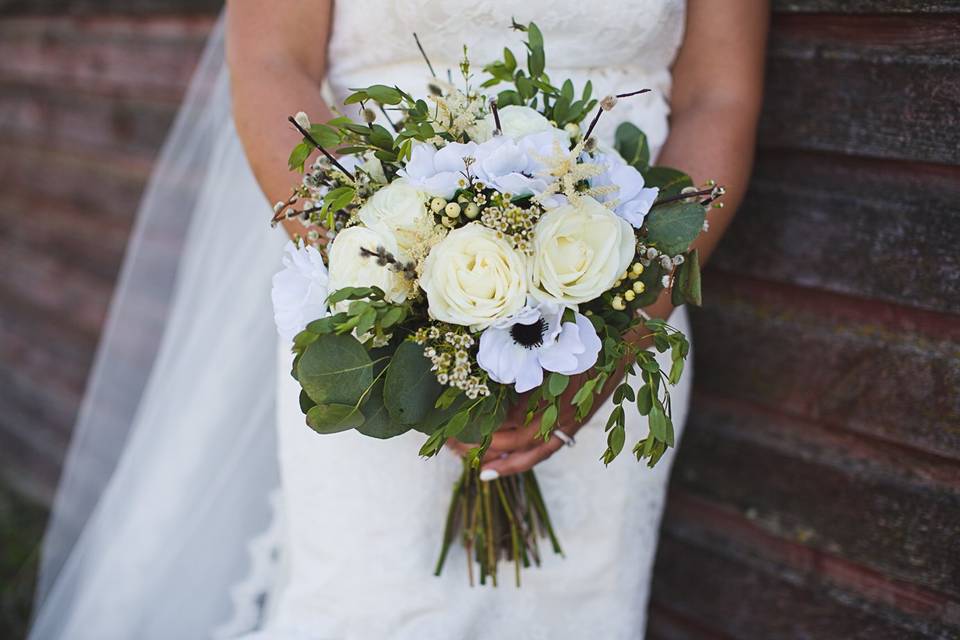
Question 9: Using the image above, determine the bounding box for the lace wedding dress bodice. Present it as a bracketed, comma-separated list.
[326, 0, 686, 158]
[239, 2, 690, 639]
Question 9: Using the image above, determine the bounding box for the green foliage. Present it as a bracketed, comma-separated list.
[306, 403, 365, 434]
[642, 166, 694, 198]
[644, 201, 706, 255]
[614, 122, 650, 170]
[296, 333, 374, 407]
[481, 21, 596, 127]
[384, 341, 443, 425]
[357, 346, 410, 439]
[583, 312, 691, 467]
[671, 248, 703, 307]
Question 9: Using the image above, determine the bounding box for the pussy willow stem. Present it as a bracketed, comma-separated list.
[287, 115, 355, 180]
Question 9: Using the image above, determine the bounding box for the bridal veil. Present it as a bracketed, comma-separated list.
[29, 13, 286, 638]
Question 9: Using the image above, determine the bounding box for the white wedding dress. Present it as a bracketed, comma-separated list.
[246, 2, 690, 639]
[28, 2, 690, 639]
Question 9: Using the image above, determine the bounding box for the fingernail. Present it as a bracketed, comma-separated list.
[479, 469, 499, 482]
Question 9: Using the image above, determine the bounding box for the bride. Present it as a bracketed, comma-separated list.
[28, 1, 767, 638]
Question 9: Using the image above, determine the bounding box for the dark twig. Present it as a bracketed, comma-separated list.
[583, 88, 651, 143]
[287, 116, 355, 181]
[413, 32, 437, 78]
[489, 98, 502, 135]
[378, 104, 398, 132]
[650, 185, 723, 209]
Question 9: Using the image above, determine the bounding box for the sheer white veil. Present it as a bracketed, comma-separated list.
[29, 12, 287, 638]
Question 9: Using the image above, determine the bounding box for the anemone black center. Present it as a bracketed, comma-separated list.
[510, 318, 548, 349]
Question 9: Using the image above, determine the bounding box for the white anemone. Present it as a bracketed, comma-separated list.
[477, 301, 601, 393]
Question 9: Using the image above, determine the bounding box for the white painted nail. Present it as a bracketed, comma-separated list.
[479, 469, 500, 482]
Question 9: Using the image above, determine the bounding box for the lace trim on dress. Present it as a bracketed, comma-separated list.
[214, 489, 287, 638]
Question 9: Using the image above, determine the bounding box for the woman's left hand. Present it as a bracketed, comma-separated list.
[446, 370, 619, 479]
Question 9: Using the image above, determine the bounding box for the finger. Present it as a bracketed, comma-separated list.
[488, 421, 542, 452]
[480, 436, 564, 479]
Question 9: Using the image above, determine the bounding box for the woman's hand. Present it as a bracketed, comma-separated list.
[446, 369, 621, 479]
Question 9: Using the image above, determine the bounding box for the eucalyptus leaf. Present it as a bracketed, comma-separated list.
[613, 122, 650, 170]
[644, 201, 706, 256]
[296, 333, 373, 407]
[642, 166, 694, 198]
[384, 341, 442, 425]
[306, 403, 365, 434]
[299, 389, 316, 414]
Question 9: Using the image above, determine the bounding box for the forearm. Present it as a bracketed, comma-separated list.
[230, 59, 334, 240]
[638, 98, 761, 323]
[226, 0, 334, 242]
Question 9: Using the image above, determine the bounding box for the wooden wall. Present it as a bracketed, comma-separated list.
[0, 1, 956, 638]
[646, 3, 960, 639]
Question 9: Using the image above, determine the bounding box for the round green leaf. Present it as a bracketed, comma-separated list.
[644, 201, 706, 256]
[306, 403, 365, 434]
[384, 341, 442, 425]
[296, 333, 373, 407]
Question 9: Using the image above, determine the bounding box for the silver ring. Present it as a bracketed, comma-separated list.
[552, 430, 576, 447]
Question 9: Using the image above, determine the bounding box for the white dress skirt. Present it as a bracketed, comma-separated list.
[250, 1, 690, 638]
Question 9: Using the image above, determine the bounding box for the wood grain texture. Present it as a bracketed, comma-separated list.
[774, 0, 960, 13]
[689, 273, 960, 459]
[673, 397, 960, 600]
[716, 150, 960, 314]
[761, 15, 960, 164]
[0, 3, 958, 638]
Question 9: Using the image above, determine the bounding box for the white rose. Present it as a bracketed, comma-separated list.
[271, 242, 329, 344]
[327, 226, 409, 309]
[420, 223, 527, 329]
[357, 181, 430, 256]
[471, 105, 569, 143]
[529, 196, 636, 304]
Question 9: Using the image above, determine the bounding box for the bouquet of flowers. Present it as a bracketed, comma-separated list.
[271, 21, 723, 586]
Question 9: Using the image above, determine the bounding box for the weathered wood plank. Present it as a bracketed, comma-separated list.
[0, 238, 114, 335]
[651, 534, 937, 639]
[647, 603, 732, 640]
[662, 491, 960, 632]
[719, 149, 960, 314]
[0, 82, 179, 157]
[0, 141, 150, 222]
[689, 273, 960, 459]
[774, 1, 960, 14]
[0, 16, 211, 100]
[672, 398, 960, 599]
[0, 0, 220, 15]
[762, 15, 960, 164]
[0, 192, 131, 282]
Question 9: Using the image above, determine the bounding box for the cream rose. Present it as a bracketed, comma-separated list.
[419, 223, 527, 329]
[357, 181, 430, 257]
[327, 226, 409, 309]
[470, 105, 569, 143]
[529, 196, 635, 304]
